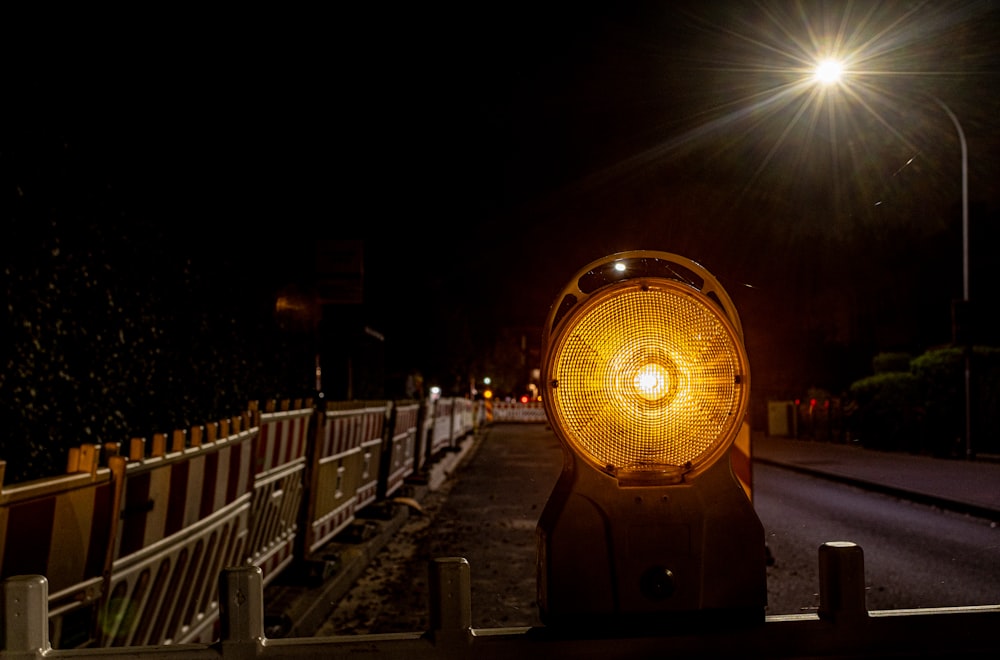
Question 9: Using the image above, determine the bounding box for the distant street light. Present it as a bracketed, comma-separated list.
[813, 59, 973, 459]
[813, 59, 844, 85]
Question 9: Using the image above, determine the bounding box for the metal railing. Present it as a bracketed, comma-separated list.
[3, 542, 998, 659]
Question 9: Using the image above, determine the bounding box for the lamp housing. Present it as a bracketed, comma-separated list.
[536, 250, 766, 629]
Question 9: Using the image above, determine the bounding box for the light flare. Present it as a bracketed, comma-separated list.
[814, 58, 844, 84]
[570, 2, 985, 238]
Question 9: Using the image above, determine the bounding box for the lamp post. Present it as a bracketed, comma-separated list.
[934, 99, 972, 460]
[813, 63, 972, 459]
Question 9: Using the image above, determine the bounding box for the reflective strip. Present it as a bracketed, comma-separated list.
[731, 420, 753, 502]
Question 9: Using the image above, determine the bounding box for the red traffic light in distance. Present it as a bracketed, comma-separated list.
[536, 250, 766, 630]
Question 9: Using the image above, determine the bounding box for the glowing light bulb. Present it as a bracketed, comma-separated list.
[634, 363, 668, 401]
[814, 58, 843, 85]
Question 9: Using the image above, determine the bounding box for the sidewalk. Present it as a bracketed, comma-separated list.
[753, 434, 1000, 522]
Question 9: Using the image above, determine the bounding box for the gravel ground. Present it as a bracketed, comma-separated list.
[315, 424, 563, 635]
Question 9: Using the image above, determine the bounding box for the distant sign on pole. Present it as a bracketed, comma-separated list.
[316, 240, 364, 305]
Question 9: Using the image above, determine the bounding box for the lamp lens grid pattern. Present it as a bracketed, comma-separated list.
[549, 280, 747, 473]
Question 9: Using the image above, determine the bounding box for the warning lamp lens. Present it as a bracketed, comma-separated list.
[544, 279, 748, 477]
[634, 363, 669, 401]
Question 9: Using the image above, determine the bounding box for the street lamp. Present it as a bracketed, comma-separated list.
[813, 58, 844, 85]
[813, 60, 973, 459]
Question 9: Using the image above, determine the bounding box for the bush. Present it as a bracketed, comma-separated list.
[847, 371, 921, 451]
[872, 352, 912, 374]
[847, 347, 1000, 457]
[909, 348, 964, 456]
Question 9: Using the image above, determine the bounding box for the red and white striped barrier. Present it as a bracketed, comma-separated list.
[453, 398, 475, 438]
[0, 394, 475, 649]
[102, 415, 255, 647]
[429, 398, 455, 456]
[0, 450, 118, 648]
[381, 401, 418, 499]
[356, 405, 387, 511]
[246, 400, 314, 586]
[305, 401, 389, 555]
[414, 399, 435, 474]
[491, 401, 547, 423]
[730, 420, 753, 503]
[473, 400, 487, 432]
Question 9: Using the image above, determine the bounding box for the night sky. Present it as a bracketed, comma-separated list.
[4, 2, 1000, 481]
[346, 1, 1000, 392]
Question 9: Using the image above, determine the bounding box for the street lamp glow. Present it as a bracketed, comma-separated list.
[807, 53, 972, 459]
[813, 58, 843, 85]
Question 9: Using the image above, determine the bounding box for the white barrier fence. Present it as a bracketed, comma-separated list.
[489, 401, 547, 424]
[4, 543, 999, 659]
[0, 395, 489, 651]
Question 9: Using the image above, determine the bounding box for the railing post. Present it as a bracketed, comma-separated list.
[428, 557, 473, 645]
[217, 566, 266, 660]
[1, 575, 50, 660]
[818, 541, 869, 624]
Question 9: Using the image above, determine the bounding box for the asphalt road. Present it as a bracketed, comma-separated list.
[754, 462, 1000, 614]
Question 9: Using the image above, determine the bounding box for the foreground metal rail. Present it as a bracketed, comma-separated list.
[3, 543, 998, 659]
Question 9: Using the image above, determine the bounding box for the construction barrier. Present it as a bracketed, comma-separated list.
[0, 449, 117, 649]
[305, 401, 389, 554]
[414, 397, 435, 475]
[491, 401, 547, 423]
[0, 392, 490, 651]
[6, 403, 1000, 657]
[246, 400, 313, 586]
[472, 400, 487, 432]
[101, 415, 255, 647]
[453, 398, 475, 440]
[380, 401, 419, 499]
[428, 397, 455, 456]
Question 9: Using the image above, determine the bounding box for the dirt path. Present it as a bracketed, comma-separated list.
[315, 424, 563, 635]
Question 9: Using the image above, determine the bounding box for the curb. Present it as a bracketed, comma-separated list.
[754, 456, 1000, 524]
